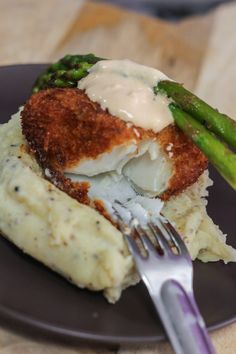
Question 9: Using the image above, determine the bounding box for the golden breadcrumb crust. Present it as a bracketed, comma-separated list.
[21, 88, 152, 171]
[158, 125, 208, 200]
[21, 88, 207, 207]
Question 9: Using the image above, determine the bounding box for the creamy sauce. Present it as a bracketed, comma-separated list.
[78, 60, 174, 133]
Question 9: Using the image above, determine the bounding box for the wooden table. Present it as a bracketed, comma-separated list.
[0, 1, 236, 353]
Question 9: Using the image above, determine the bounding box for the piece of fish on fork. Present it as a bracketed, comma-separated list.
[113, 201, 216, 354]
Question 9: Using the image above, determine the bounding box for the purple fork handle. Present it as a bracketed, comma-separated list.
[153, 280, 216, 354]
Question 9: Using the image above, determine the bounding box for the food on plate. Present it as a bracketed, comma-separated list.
[33, 54, 236, 190]
[21, 87, 207, 201]
[0, 55, 236, 303]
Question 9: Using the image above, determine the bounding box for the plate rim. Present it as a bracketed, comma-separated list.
[1, 301, 236, 344]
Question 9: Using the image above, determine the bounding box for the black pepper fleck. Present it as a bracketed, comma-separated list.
[14, 186, 20, 192]
[95, 220, 101, 230]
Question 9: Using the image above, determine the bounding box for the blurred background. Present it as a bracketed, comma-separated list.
[1, 0, 236, 112]
[94, 0, 234, 19]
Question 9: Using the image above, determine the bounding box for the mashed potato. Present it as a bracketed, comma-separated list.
[0, 111, 235, 303]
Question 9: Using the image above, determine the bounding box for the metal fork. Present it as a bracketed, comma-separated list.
[113, 203, 216, 354]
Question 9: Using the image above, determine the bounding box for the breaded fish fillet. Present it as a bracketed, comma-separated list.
[21, 88, 207, 203]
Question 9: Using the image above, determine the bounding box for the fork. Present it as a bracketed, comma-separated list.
[113, 203, 216, 354]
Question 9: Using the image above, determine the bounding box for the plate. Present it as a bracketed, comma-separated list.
[103, 0, 231, 20]
[0, 64, 236, 345]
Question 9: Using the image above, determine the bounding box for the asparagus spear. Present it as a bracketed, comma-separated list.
[169, 103, 236, 190]
[156, 80, 236, 151]
[32, 54, 104, 93]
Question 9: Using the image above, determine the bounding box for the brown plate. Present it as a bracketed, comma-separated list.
[0, 64, 236, 345]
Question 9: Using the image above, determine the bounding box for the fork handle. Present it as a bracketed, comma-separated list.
[153, 280, 216, 354]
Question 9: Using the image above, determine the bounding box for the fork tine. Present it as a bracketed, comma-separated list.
[124, 234, 141, 256]
[135, 225, 157, 255]
[112, 204, 141, 256]
[159, 218, 189, 255]
[149, 220, 171, 254]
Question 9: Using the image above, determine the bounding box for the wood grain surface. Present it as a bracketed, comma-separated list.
[0, 0, 236, 353]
